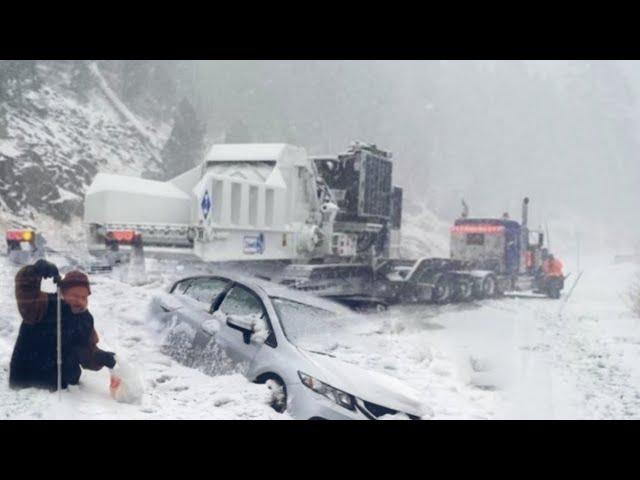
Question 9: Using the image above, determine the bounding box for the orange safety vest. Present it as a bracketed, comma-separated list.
[543, 258, 563, 277]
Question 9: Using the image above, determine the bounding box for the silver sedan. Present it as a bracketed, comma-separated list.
[150, 272, 426, 420]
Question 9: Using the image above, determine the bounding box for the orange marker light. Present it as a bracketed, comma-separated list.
[107, 230, 140, 245]
[6, 230, 35, 242]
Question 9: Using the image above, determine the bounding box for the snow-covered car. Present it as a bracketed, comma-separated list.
[150, 273, 426, 420]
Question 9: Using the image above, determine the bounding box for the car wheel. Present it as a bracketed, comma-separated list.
[256, 374, 288, 413]
[353, 301, 387, 313]
[365, 301, 389, 312]
[375, 302, 388, 312]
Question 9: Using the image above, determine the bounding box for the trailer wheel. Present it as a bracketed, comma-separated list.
[453, 278, 473, 302]
[432, 276, 453, 304]
[475, 275, 497, 299]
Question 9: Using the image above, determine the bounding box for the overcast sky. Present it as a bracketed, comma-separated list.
[153, 60, 640, 251]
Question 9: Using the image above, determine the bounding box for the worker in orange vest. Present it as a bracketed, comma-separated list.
[542, 254, 563, 278]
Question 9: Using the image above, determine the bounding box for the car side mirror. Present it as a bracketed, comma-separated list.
[201, 318, 219, 336]
[226, 315, 255, 344]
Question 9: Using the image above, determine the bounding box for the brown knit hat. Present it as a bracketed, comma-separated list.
[60, 270, 91, 294]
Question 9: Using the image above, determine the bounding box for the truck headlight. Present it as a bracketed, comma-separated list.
[298, 371, 355, 411]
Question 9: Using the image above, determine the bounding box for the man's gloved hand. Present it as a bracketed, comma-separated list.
[98, 351, 117, 369]
[33, 259, 59, 280]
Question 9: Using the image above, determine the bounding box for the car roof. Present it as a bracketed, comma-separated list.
[178, 272, 352, 314]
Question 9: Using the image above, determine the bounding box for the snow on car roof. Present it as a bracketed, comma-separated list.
[184, 271, 351, 314]
[239, 276, 351, 312]
[205, 143, 289, 162]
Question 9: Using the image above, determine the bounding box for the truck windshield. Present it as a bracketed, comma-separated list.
[271, 297, 345, 349]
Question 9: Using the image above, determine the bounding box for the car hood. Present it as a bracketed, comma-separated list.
[299, 349, 426, 418]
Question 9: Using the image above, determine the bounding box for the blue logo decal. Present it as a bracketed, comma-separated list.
[243, 233, 265, 254]
[201, 190, 212, 219]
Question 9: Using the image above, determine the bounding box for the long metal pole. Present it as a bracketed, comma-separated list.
[576, 232, 581, 273]
[558, 270, 583, 317]
[57, 285, 62, 399]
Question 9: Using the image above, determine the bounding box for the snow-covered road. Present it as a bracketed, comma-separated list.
[1, 252, 639, 419]
[384, 254, 640, 419]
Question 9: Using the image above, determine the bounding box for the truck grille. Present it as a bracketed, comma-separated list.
[361, 154, 392, 218]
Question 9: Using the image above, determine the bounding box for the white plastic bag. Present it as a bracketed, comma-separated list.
[109, 359, 144, 404]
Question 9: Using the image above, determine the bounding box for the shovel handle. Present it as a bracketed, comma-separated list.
[56, 286, 62, 399]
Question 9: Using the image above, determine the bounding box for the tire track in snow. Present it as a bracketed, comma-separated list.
[547, 307, 640, 419]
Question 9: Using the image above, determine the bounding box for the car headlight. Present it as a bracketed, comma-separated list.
[298, 371, 355, 411]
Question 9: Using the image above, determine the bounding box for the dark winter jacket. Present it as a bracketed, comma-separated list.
[9, 264, 114, 391]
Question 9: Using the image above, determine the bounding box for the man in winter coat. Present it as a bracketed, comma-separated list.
[9, 259, 116, 391]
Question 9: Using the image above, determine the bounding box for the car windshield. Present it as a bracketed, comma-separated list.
[271, 296, 348, 350]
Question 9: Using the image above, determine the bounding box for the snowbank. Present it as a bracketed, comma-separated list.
[0, 257, 288, 420]
[2, 237, 638, 419]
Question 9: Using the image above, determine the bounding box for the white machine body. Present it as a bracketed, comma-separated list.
[84, 143, 363, 262]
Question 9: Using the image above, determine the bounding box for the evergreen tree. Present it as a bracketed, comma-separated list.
[161, 98, 206, 180]
[0, 104, 8, 138]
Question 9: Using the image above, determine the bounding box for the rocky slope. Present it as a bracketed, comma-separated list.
[0, 62, 169, 235]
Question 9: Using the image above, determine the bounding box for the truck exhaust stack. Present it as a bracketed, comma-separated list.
[522, 197, 530, 228]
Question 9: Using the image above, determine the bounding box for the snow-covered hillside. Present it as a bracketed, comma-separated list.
[0, 62, 169, 231]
